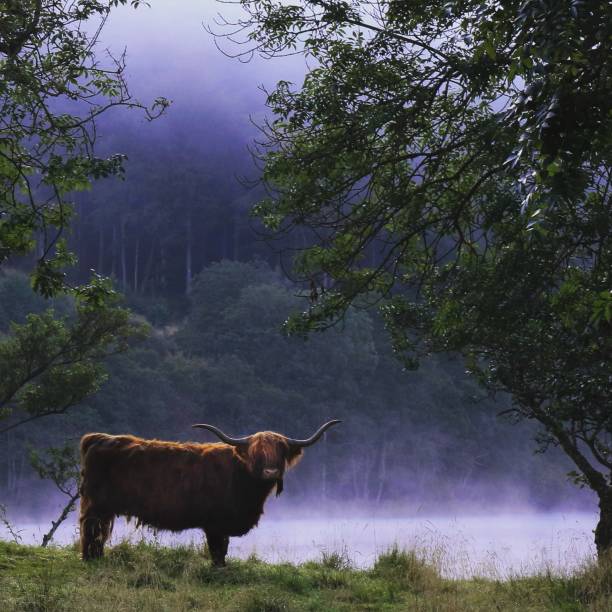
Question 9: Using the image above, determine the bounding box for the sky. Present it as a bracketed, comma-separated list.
[99, 0, 305, 140]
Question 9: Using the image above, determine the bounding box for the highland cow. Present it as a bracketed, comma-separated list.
[79, 420, 341, 565]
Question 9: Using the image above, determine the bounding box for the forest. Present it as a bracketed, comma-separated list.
[0, 263, 583, 513]
[0, 1, 611, 610]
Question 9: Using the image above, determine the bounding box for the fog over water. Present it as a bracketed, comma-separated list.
[3, 509, 597, 578]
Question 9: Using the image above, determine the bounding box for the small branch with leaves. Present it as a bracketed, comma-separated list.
[29, 443, 80, 548]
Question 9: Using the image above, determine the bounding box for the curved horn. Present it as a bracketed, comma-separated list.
[284, 420, 342, 447]
[192, 424, 251, 446]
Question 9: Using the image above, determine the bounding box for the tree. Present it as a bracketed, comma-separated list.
[0, 1, 166, 291]
[0, 1, 164, 436]
[221, 1, 612, 554]
[0, 278, 146, 435]
[0, 0, 164, 530]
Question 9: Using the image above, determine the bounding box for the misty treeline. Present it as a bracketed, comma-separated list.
[0, 263, 581, 512]
[65, 116, 270, 300]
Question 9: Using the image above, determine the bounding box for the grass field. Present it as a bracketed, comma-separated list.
[0, 540, 610, 611]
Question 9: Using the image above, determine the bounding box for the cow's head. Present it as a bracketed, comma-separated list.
[192, 420, 341, 495]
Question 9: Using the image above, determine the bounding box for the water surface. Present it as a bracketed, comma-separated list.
[3, 511, 596, 578]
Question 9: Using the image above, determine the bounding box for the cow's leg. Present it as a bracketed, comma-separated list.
[205, 531, 229, 567]
[219, 534, 229, 561]
[80, 501, 113, 561]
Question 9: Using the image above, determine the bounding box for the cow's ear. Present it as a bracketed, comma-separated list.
[286, 446, 303, 467]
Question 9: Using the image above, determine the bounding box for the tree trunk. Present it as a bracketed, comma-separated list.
[185, 214, 193, 295]
[223, 218, 229, 259]
[142, 239, 156, 295]
[14, 452, 26, 503]
[375, 442, 389, 504]
[362, 450, 373, 500]
[120, 217, 127, 289]
[97, 227, 104, 274]
[4, 434, 10, 490]
[233, 212, 240, 260]
[351, 456, 359, 498]
[133, 236, 140, 292]
[321, 430, 328, 500]
[160, 244, 167, 292]
[595, 489, 612, 557]
[111, 225, 117, 278]
[7, 454, 15, 493]
[532, 409, 611, 558]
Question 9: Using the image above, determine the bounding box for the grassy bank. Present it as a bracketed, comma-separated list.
[0, 540, 610, 611]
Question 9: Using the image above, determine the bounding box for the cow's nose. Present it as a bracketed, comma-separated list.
[263, 468, 280, 479]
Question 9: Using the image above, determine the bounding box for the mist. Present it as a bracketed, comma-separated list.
[4, 505, 597, 578]
[96, 0, 305, 156]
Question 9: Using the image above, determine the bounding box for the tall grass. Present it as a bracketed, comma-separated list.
[0, 539, 609, 611]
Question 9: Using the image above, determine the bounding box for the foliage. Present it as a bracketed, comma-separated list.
[220, 0, 612, 552]
[0, 1, 164, 436]
[0, 270, 50, 329]
[29, 443, 79, 499]
[0, 278, 147, 435]
[0, 2, 167, 543]
[0, 0, 167, 293]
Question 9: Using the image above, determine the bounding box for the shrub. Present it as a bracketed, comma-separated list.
[373, 546, 442, 593]
[320, 548, 352, 571]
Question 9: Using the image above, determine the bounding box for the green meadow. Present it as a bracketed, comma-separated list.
[0, 540, 610, 611]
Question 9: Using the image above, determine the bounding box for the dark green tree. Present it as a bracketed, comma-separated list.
[0, 1, 164, 436]
[221, 1, 612, 554]
[0, 2, 162, 536]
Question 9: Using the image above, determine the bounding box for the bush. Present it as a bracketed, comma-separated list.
[319, 549, 352, 571]
[373, 546, 442, 593]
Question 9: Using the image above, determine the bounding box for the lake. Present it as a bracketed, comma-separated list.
[3, 511, 597, 578]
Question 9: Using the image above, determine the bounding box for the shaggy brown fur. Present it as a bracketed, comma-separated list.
[79, 432, 303, 565]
